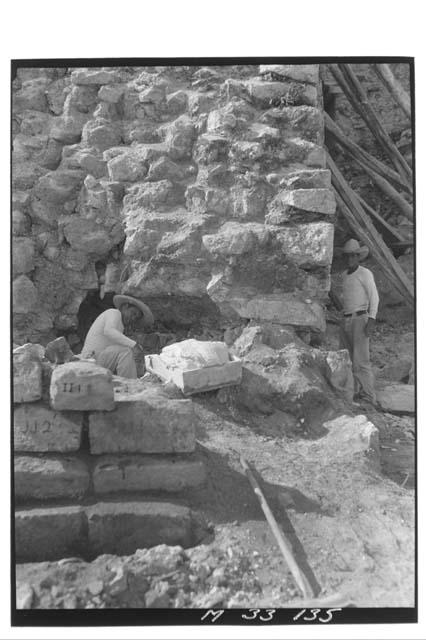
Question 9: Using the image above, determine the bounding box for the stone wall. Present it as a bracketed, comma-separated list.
[12, 64, 335, 346]
[14, 345, 208, 561]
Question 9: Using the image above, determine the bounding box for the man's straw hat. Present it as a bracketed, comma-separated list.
[341, 238, 369, 261]
[113, 295, 155, 328]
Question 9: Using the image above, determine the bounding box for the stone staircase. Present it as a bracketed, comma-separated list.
[13, 347, 208, 562]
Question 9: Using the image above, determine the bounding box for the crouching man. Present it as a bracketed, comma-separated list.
[81, 294, 154, 379]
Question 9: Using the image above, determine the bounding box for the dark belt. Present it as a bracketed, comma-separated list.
[344, 310, 367, 317]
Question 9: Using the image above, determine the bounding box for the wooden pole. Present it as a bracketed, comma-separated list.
[356, 194, 406, 242]
[324, 112, 410, 193]
[329, 64, 412, 190]
[359, 162, 413, 221]
[373, 64, 411, 120]
[326, 151, 414, 307]
[337, 64, 413, 188]
[240, 456, 314, 599]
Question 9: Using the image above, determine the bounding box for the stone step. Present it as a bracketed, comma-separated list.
[15, 501, 208, 562]
[14, 455, 90, 502]
[14, 402, 83, 453]
[89, 388, 196, 454]
[50, 361, 115, 411]
[92, 454, 206, 495]
[377, 384, 415, 414]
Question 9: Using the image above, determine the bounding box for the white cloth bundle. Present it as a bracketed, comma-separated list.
[160, 339, 230, 371]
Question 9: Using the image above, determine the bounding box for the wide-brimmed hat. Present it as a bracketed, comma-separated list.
[113, 295, 155, 327]
[341, 238, 369, 261]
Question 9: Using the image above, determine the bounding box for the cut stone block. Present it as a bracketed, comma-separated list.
[227, 293, 326, 332]
[15, 455, 90, 500]
[50, 361, 115, 411]
[86, 501, 203, 555]
[92, 455, 206, 494]
[280, 169, 331, 190]
[259, 64, 319, 85]
[322, 414, 379, 460]
[13, 349, 42, 403]
[14, 403, 83, 452]
[15, 505, 86, 562]
[89, 389, 196, 454]
[274, 222, 334, 267]
[267, 189, 336, 222]
[377, 384, 415, 414]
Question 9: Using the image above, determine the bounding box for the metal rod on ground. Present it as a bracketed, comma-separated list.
[240, 456, 314, 600]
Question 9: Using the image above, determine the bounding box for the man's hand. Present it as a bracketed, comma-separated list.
[364, 317, 376, 337]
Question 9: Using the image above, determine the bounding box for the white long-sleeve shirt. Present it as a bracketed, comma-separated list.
[81, 308, 136, 358]
[342, 266, 379, 319]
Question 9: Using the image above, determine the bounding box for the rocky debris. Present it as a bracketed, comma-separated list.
[14, 402, 83, 452]
[15, 455, 90, 501]
[15, 538, 262, 609]
[88, 388, 196, 454]
[50, 362, 115, 411]
[378, 357, 412, 383]
[377, 384, 415, 414]
[321, 414, 379, 461]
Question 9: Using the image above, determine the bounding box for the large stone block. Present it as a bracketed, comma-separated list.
[15, 505, 86, 562]
[259, 64, 319, 85]
[92, 455, 206, 494]
[89, 389, 196, 454]
[266, 189, 336, 222]
[322, 414, 379, 460]
[274, 222, 334, 267]
[246, 80, 317, 107]
[14, 455, 90, 500]
[14, 402, 83, 452]
[81, 118, 121, 151]
[50, 362, 115, 411]
[13, 275, 38, 314]
[11, 230, 35, 271]
[165, 115, 196, 160]
[13, 347, 42, 403]
[280, 169, 331, 190]
[228, 293, 326, 332]
[260, 106, 323, 142]
[107, 153, 147, 182]
[71, 69, 122, 85]
[377, 384, 415, 414]
[202, 222, 269, 256]
[86, 502, 200, 555]
[33, 169, 84, 204]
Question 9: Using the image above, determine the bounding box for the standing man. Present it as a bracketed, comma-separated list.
[339, 239, 379, 404]
[81, 294, 154, 379]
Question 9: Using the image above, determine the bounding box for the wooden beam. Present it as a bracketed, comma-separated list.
[373, 64, 411, 120]
[338, 64, 413, 188]
[326, 151, 414, 308]
[356, 194, 406, 242]
[329, 64, 412, 190]
[359, 162, 413, 221]
[324, 112, 410, 193]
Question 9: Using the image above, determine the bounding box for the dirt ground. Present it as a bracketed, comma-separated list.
[16, 316, 415, 609]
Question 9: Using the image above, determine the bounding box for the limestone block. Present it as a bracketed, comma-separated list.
[280, 169, 331, 190]
[12, 210, 32, 236]
[259, 64, 319, 85]
[246, 123, 280, 142]
[89, 389, 196, 454]
[50, 114, 88, 144]
[12, 190, 31, 211]
[107, 153, 147, 182]
[380, 358, 412, 382]
[81, 118, 121, 151]
[92, 455, 206, 494]
[13, 78, 49, 112]
[98, 84, 125, 103]
[202, 222, 269, 256]
[229, 293, 326, 332]
[12, 237, 35, 275]
[229, 184, 266, 219]
[46, 77, 68, 114]
[63, 217, 124, 254]
[50, 362, 115, 411]
[267, 189, 336, 222]
[139, 85, 165, 105]
[322, 414, 379, 459]
[14, 455, 90, 500]
[274, 222, 334, 267]
[45, 337, 75, 364]
[246, 80, 317, 107]
[165, 115, 196, 160]
[12, 275, 37, 314]
[377, 384, 415, 414]
[123, 179, 184, 211]
[71, 69, 122, 85]
[14, 402, 83, 452]
[166, 90, 188, 114]
[260, 106, 323, 142]
[33, 170, 84, 204]
[147, 156, 184, 182]
[15, 505, 86, 562]
[193, 134, 229, 164]
[185, 184, 229, 215]
[86, 502, 200, 555]
[13, 346, 42, 403]
[278, 137, 326, 167]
